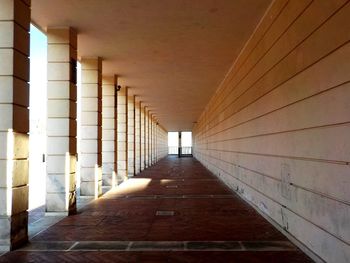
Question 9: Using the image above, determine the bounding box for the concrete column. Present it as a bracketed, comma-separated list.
[140, 104, 145, 171]
[150, 113, 153, 165]
[155, 120, 157, 162]
[156, 122, 159, 161]
[150, 114, 153, 165]
[80, 57, 102, 198]
[151, 116, 155, 164]
[102, 75, 117, 187]
[135, 99, 141, 174]
[154, 120, 157, 162]
[46, 27, 77, 214]
[150, 114, 154, 165]
[117, 86, 128, 182]
[144, 107, 149, 168]
[147, 111, 151, 167]
[178, 131, 182, 157]
[153, 117, 156, 164]
[155, 122, 159, 162]
[0, 0, 30, 250]
[127, 95, 134, 177]
[155, 123, 158, 161]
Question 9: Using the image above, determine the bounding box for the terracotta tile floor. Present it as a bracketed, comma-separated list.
[0, 156, 313, 262]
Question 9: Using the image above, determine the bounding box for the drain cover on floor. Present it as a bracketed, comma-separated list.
[165, 185, 178, 188]
[156, 210, 175, 216]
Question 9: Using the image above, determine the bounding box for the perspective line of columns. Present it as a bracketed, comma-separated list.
[0, 1, 167, 251]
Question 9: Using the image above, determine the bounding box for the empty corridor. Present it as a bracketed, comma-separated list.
[0, 157, 312, 262]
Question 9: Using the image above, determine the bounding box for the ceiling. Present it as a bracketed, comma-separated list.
[31, 0, 271, 131]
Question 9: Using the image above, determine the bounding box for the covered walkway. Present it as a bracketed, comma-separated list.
[1, 157, 311, 262]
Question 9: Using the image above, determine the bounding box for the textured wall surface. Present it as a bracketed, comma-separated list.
[193, 1, 350, 262]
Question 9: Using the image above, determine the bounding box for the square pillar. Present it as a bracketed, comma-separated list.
[46, 27, 77, 215]
[152, 116, 156, 164]
[80, 57, 102, 198]
[178, 131, 182, 157]
[152, 115, 156, 164]
[156, 122, 159, 161]
[102, 75, 117, 187]
[127, 95, 135, 177]
[117, 86, 128, 182]
[135, 99, 141, 174]
[155, 122, 159, 162]
[149, 114, 153, 165]
[0, 0, 30, 250]
[144, 107, 149, 168]
[150, 117, 153, 164]
[154, 120, 157, 162]
[147, 111, 151, 167]
[140, 104, 145, 171]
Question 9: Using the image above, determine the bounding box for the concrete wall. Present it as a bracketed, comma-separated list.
[192, 1, 350, 262]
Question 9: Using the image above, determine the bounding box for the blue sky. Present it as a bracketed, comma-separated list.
[29, 24, 47, 118]
[29, 24, 47, 209]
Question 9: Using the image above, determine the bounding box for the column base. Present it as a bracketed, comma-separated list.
[0, 211, 28, 251]
[44, 211, 69, 217]
[46, 190, 77, 216]
[80, 181, 102, 198]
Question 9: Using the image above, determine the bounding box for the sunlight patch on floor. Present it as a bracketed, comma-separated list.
[107, 178, 152, 195]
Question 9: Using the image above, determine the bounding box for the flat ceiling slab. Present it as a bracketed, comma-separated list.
[31, 0, 271, 131]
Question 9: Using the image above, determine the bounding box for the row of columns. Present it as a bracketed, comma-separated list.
[0, 1, 168, 251]
[0, 0, 31, 251]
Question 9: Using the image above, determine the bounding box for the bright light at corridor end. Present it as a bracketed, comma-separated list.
[168, 132, 192, 147]
[168, 132, 192, 155]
